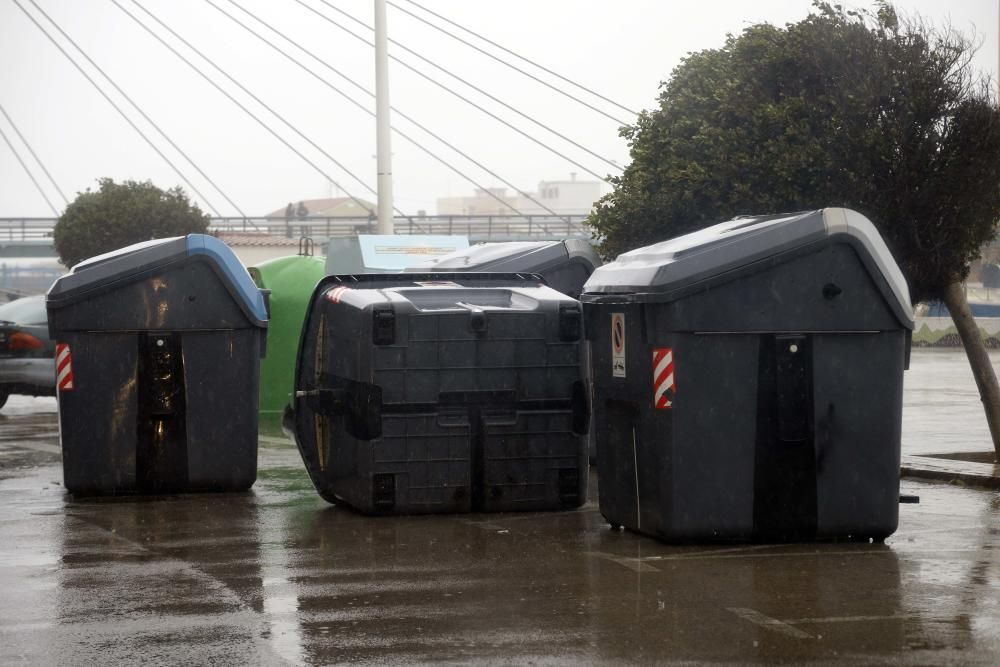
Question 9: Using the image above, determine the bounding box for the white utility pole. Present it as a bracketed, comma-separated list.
[374, 0, 394, 234]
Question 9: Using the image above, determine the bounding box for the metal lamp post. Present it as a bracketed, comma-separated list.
[374, 0, 394, 234]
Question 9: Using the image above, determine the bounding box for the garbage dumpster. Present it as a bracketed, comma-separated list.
[47, 235, 269, 496]
[284, 272, 589, 514]
[248, 249, 326, 421]
[580, 208, 913, 542]
[406, 240, 603, 462]
[404, 240, 602, 298]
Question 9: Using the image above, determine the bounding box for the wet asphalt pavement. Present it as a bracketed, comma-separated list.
[902, 349, 1000, 457]
[1, 350, 1000, 664]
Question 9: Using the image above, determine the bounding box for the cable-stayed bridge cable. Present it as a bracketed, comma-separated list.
[309, 0, 622, 173]
[115, 0, 379, 218]
[10, 0, 224, 216]
[213, 0, 539, 218]
[301, 0, 613, 183]
[0, 121, 60, 215]
[399, 0, 637, 117]
[123, 0, 395, 217]
[388, 0, 632, 125]
[210, 0, 555, 219]
[0, 101, 68, 206]
[24, 0, 246, 218]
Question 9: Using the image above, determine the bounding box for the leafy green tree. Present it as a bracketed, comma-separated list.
[54, 178, 210, 267]
[588, 2, 1000, 457]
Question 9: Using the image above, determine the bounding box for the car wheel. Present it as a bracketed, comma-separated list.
[0, 389, 9, 410]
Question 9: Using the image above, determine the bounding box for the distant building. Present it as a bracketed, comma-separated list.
[214, 232, 303, 266]
[436, 188, 517, 216]
[437, 174, 601, 216]
[265, 197, 376, 219]
[516, 175, 602, 215]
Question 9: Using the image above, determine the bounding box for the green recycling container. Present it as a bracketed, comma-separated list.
[249, 255, 327, 419]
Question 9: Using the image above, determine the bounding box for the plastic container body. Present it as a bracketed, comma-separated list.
[285, 272, 589, 515]
[581, 209, 913, 542]
[249, 255, 327, 418]
[404, 239, 603, 461]
[47, 235, 268, 496]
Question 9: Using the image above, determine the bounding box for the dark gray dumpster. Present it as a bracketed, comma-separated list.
[47, 235, 269, 496]
[284, 272, 589, 515]
[405, 240, 603, 461]
[404, 240, 602, 298]
[580, 208, 913, 542]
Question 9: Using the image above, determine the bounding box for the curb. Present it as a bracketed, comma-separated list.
[900, 454, 1000, 490]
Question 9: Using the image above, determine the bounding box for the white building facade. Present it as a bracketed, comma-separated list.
[437, 174, 601, 216]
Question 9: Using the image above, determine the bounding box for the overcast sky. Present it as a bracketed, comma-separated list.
[0, 0, 996, 219]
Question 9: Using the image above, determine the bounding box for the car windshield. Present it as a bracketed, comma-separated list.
[0, 296, 47, 325]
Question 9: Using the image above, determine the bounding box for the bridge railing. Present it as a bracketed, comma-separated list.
[0, 218, 60, 241]
[211, 214, 591, 241]
[0, 214, 592, 243]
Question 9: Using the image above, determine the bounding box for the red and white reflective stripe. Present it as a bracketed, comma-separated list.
[56, 343, 74, 392]
[653, 347, 674, 409]
[326, 286, 349, 304]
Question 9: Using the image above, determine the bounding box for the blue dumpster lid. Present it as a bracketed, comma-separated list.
[47, 234, 268, 326]
[582, 208, 913, 327]
[403, 239, 601, 274]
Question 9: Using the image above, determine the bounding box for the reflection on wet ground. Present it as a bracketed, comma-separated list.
[0, 349, 999, 663]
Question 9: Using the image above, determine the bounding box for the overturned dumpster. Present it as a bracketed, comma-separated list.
[581, 209, 913, 542]
[284, 273, 589, 514]
[249, 246, 327, 419]
[404, 239, 602, 299]
[406, 240, 603, 462]
[47, 235, 269, 496]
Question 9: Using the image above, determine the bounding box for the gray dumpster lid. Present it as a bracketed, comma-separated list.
[404, 239, 600, 273]
[47, 234, 268, 326]
[320, 272, 548, 291]
[582, 208, 912, 326]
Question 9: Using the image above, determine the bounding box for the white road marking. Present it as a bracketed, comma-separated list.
[727, 607, 813, 639]
[590, 552, 660, 573]
[258, 435, 293, 445]
[632, 548, 981, 562]
[891, 524, 981, 536]
[642, 544, 784, 560]
[0, 440, 60, 455]
[785, 613, 913, 624]
[458, 518, 508, 531]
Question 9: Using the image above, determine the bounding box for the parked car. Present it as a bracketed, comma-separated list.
[0, 295, 55, 408]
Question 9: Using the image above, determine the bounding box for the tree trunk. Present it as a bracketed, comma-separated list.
[942, 282, 1000, 460]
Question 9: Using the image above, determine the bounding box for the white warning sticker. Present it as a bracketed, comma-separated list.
[611, 312, 626, 378]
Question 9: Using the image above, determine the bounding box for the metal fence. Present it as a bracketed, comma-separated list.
[0, 219, 55, 241]
[0, 214, 592, 243]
